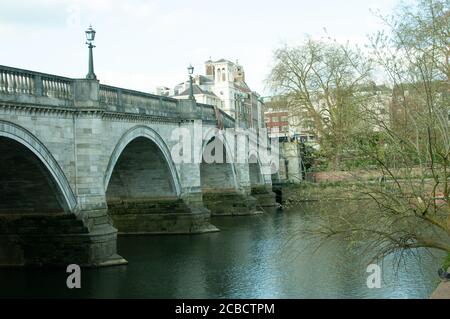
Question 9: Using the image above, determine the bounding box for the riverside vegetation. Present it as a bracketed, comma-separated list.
[267, 0, 450, 276]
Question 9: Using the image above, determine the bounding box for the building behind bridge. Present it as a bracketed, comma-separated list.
[156, 59, 265, 130]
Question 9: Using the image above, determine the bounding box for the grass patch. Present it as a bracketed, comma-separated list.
[443, 253, 450, 271]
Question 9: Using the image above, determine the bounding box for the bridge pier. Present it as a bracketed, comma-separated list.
[251, 185, 278, 208]
[200, 155, 259, 216]
[202, 190, 258, 216]
[238, 162, 278, 210]
[249, 161, 278, 208]
[0, 209, 126, 267]
[107, 197, 217, 234]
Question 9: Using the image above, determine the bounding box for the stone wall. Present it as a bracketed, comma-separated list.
[280, 141, 303, 183]
[249, 162, 263, 185]
[0, 64, 275, 266]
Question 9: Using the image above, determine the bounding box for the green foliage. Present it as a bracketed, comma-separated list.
[275, 0, 450, 267]
[443, 253, 450, 271]
[267, 39, 373, 170]
[300, 143, 328, 172]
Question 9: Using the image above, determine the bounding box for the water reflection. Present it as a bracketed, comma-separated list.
[0, 202, 444, 298]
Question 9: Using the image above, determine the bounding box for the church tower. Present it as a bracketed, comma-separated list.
[205, 59, 215, 78]
[233, 62, 245, 82]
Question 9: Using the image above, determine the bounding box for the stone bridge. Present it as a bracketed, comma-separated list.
[0, 65, 277, 267]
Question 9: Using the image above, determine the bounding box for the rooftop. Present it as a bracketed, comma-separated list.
[175, 84, 219, 97]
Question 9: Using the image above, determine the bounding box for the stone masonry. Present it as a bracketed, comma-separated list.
[0, 65, 277, 267]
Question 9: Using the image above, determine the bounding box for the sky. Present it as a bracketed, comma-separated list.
[0, 0, 404, 95]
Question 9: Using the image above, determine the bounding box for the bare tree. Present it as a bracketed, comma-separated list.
[267, 39, 373, 169]
[306, 0, 450, 265]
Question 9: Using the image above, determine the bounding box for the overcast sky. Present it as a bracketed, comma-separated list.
[0, 0, 404, 95]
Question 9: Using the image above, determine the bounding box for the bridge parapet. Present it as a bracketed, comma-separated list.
[196, 103, 216, 123]
[0, 65, 73, 101]
[196, 103, 235, 128]
[0, 64, 237, 128]
[220, 109, 235, 128]
[99, 84, 179, 117]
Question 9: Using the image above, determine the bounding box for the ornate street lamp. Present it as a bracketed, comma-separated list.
[188, 64, 195, 100]
[85, 25, 97, 80]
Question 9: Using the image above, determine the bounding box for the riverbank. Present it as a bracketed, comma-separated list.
[431, 270, 450, 299]
[431, 254, 450, 299]
[281, 178, 450, 206]
[430, 278, 450, 299]
[281, 182, 369, 206]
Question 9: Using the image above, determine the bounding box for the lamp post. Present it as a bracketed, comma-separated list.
[188, 64, 195, 100]
[85, 25, 97, 80]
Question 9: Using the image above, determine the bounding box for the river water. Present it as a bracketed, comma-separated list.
[0, 201, 444, 298]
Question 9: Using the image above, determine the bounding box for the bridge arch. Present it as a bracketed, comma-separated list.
[104, 125, 182, 198]
[200, 129, 239, 191]
[248, 153, 265, 186]
[0, 120, 77, 213]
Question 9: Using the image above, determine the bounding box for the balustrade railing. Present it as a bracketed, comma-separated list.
[220, 109, 235, 128]
[99, 86, 119, 105]
[0, 65, 236, 127]
[42, 76, 72, 99]
[0, 65, 73, 99]
[0, 68, 34, 95]
[196, 103, 236, 128]
[100, 85, 179, 115]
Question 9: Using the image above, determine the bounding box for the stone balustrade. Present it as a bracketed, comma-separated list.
[0, 65, 73, 99]
[99, 84, 179, 117]
[197, 103, 235, 128]
[0, 67, 35, 95]
[42, 76, 72, 99]
[0, 64, 235, 128]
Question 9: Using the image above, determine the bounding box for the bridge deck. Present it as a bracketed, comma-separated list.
[0, 64, 236, 128]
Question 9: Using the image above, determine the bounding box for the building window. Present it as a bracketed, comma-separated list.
[222, 68, 226, 82]
[281, 115, 288, 122]
[272, 116, 279, 122]
[217, 68, 221, 82]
